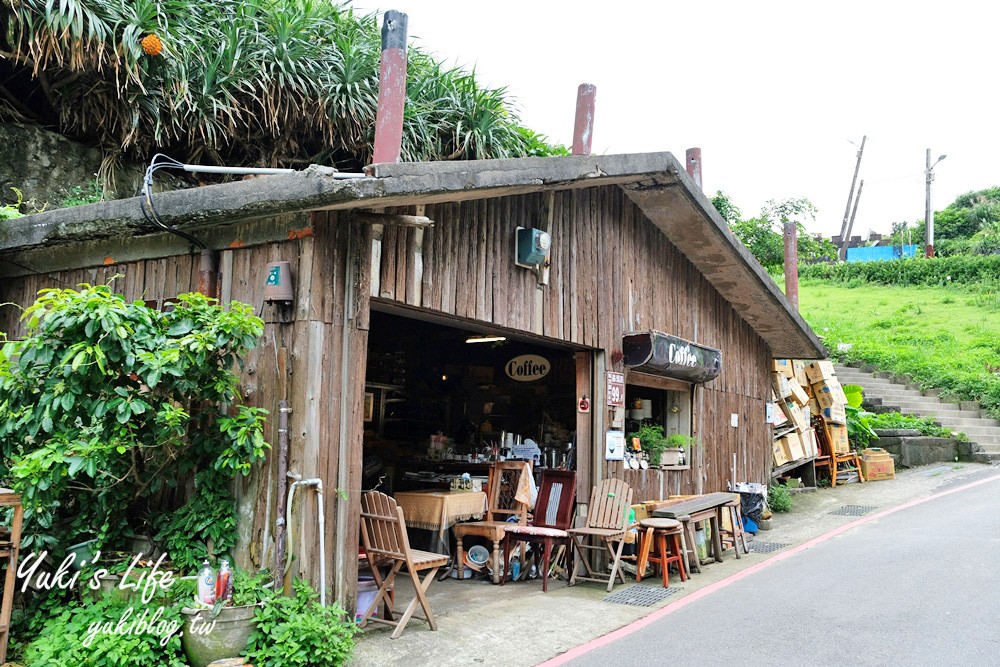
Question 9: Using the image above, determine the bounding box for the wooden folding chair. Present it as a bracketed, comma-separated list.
[813, 417, 866, 487]
[359, 491, 449, 639]
[452, 461, 530, 583]
[568, 478, 635, 592]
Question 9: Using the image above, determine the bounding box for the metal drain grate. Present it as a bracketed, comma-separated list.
[747, 541, 788, 554]
[829, 504, 878, 516]
[603, 584, 680, 607]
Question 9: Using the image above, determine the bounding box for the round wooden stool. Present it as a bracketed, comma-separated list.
[635, 518, 688, 587]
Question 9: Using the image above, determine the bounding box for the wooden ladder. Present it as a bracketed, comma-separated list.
[0, 489, 23, 664]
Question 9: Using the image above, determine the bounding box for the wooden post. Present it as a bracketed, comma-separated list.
[685, 148, 702, 191]
[372, 11, 408, 164]
[333, 219, 372, 614]
[571, 84, 597, 156]
[575, 351, 593, 505]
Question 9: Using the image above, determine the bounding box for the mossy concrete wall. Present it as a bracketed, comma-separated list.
[0, 123, 144, 211]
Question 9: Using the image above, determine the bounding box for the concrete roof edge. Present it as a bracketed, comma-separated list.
[667, 168, 827, 359]
[0, 153, 678, 254]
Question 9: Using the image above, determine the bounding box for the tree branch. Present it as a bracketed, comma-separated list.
[0, 82, 42, 122]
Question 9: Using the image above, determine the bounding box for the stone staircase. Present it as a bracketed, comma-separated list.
[834, 363, 1000, 464]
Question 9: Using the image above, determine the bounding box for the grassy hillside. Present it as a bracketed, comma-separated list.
[797, 280, 1000, 418]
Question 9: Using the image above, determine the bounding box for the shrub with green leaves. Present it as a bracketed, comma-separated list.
[0, 283, 268, 564]
[866, 412, 954, 438]
[798, 255, 1000, 287]
[244, 580, 357, 667]
[3, 0, 566, 181]
[23, 591, 188, 667]
[768, 484, 793, 513]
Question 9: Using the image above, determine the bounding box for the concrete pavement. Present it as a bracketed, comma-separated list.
[564, 466, 1000, 666]
[350, 463, 998, 666]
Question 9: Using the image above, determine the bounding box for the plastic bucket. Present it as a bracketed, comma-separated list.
[356, 576, 379, 620]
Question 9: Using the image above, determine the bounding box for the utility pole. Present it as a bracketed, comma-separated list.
[841, 179, 864, 261]
[838, 135, 866, 260]
[925, 148, 946, 258]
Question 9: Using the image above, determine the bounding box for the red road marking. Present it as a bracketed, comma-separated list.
[541, 473, 1000, 666]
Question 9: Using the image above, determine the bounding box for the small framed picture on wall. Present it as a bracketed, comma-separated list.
[363, 392, 375, 422]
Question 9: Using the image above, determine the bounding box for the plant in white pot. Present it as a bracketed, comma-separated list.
[663, 434, 699, 467]
[178, 568, 274, 667]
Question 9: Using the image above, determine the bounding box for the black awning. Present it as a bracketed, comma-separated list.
[622, 331, 722, 383]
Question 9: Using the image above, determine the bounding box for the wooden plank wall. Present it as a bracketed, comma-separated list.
[372, 186, 773, 496]
[0, 182, 774, 598]
[0, 214, 370, 609]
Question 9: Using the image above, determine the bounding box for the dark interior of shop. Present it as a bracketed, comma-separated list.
[363, 310, 578, 494]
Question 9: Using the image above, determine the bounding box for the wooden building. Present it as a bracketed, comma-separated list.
[0, 152, 824, 608]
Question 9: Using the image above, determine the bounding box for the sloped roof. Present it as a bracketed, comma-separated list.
[0, 152, 824, 358]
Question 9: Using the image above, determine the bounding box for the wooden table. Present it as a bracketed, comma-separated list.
[394, 489, 487, 554]
[652, 492, 740, 572]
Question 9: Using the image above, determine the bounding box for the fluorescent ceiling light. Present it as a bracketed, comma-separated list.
[465, 335, 507, 344]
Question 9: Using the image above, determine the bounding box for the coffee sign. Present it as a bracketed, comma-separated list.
[622, 331, 722, 383]
[505, 354, 549, 382]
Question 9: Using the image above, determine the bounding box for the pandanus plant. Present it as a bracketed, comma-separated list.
[0, 0, 565, 186]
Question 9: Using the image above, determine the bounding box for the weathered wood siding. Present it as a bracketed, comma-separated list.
[371, 186, 772, 496]
[0, 213, 370, 607]
[0, 181, 774, 602]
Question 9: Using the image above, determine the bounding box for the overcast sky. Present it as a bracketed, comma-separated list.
[355, 0, 997, 238]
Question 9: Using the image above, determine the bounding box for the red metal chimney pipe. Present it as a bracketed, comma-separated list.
[571, 84, 597, 155]
[372, 10, 408, 164]
[685, 147, 702, 191]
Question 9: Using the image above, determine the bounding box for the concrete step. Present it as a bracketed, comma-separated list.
[886, 408, 969, 420]
[884, 400, 965, 413]
[953, 427, 1000, 438]
[839, 377, 897, 387]
[934, 417, 1000, 429]
[872, 392, 942, 403]
[832, 364, 1000, 451]
[866, 388, 936, 398]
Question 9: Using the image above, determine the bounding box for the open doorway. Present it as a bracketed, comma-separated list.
[362, 309, 580, 496]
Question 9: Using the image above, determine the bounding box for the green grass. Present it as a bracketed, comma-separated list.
[798, 280, 1000, 419]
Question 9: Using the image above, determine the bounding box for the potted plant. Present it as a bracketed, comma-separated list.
[178, 568, 276, 667]
[664, 434, 699, 467]
[629, 424, 668, 466]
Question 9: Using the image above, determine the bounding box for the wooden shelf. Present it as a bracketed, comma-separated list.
[771, 456, 816, 478]
[659, 465, 691, 471]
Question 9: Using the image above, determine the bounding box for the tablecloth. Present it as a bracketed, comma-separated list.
[395, 490, 487, 532]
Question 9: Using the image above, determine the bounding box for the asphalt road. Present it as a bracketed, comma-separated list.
[568, 472, 1000, 666]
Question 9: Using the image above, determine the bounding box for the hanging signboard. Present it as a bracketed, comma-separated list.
[505, 354, 550, 382]
[606, 371, 625, 407]
[622, 331, 722, 383]
[605, 431, 625, 461]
